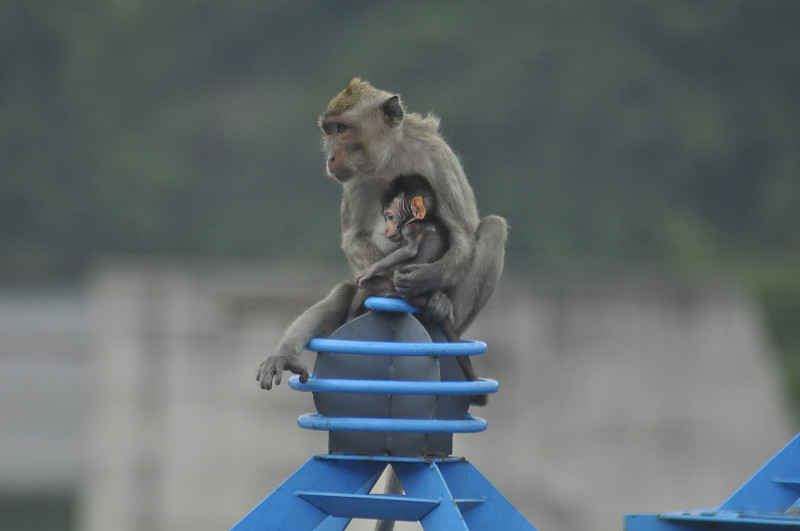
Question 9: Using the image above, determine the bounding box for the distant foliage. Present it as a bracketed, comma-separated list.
[1, 1, 799, 280]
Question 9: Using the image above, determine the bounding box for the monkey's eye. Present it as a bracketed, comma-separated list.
[321, 123, 332, 135]
[337, 123, 348, 134]
[385, 214, 394, 222]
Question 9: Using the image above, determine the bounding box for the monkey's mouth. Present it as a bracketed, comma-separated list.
[329, 166, 354, 183]
[387, 234, 403, 243]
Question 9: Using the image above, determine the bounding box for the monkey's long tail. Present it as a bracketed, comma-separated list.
[439, 318, 488, 406]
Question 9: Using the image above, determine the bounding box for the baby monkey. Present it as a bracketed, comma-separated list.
[356, 173, 487, 405]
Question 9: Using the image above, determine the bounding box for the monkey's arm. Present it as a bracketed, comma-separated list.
[257, 281, 357, 390]
[356, 240, 420, 287]
[396, 215, 508, 332]
[394, 225, 472, 296]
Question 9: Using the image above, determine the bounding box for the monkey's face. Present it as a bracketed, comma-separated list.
[383, 199, 404, 242]
[319, 80, 404, 183]
[319, 118, 364, 183]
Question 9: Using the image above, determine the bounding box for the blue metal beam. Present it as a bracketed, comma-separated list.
[719, 432, 800, 515]
[307, 337, 487, 357]
[230, 456, 385, 531]
[295, 491, 440, 521]
[296, 413, 488, 433]
[626, 432, 800, 529]
[231, 456, 537, 530]
[289, 375, 498, 395]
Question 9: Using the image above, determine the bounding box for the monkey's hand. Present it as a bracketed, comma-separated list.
[256, 345, 309, 391]
[355, 267, 376, 289]
[394, 262, 445, 298]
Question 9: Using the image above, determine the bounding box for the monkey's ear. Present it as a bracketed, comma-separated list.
[381, 95, 404, 128]
[411, 196, 427, 220]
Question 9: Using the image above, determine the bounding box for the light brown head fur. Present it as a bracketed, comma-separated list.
[324, 78, 367, 117]
[322, 78, 390, 118]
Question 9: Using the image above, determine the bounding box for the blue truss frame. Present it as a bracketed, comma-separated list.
[230, 455, 536, 531]
[626, 432, 800, 529]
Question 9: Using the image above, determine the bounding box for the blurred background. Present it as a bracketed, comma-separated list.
[2, 1, 799, 530]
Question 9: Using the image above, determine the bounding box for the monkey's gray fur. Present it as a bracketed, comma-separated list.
[256, 78, 507, 392]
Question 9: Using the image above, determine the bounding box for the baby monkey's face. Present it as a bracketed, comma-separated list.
[383, 196, 406, 243]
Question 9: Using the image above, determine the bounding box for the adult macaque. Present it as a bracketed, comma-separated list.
[256, 78, 507, 390]
[355, 173, 487, 406]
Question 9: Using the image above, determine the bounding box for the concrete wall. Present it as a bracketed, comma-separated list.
[79, 261, 793, 530]
[0, 291, 85, 493]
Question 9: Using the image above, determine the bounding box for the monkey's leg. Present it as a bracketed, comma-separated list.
[450, 215, 508, 335]
[359, 275, 397, 299]
[346, 286, 371, 322]
[256, 281, 357, 390]
[347, 276, 398, 322]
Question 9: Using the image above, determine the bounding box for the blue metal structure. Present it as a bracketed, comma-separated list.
[626, 431, 800, 529]
[231, 296, 537, 530]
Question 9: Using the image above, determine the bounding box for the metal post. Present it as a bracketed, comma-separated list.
[231, 297, 537, 530]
